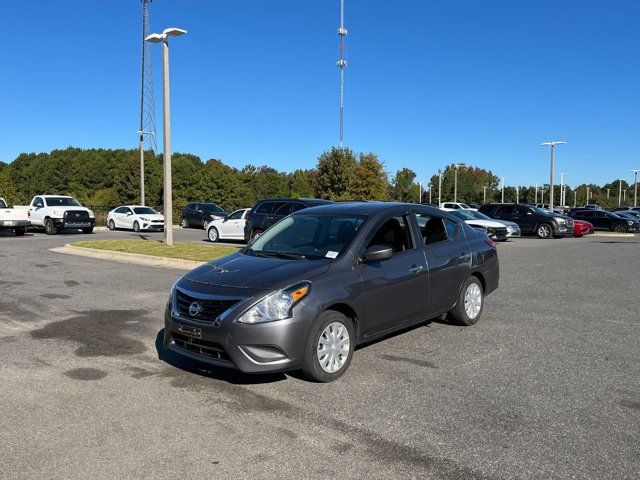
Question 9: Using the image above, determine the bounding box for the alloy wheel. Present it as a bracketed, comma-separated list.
[464, 283, 482, 320]
[538, 225, 551, 238]
[208, 228, 218, 242]
[317, 322, 350, 373]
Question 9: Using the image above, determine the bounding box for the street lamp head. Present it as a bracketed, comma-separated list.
[163, 27, 187, 37]
[145, 33, 164, 43]
[540, 141, 566, 146]
[137, 130, 155, 136]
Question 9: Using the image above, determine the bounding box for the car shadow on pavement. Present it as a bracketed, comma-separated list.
[155, 329, 287, 385]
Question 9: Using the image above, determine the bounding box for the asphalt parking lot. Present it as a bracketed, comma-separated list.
[0, 229, 638, 479]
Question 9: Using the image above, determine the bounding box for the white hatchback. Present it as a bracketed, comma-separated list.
[107, 205, 164, 232]
[205, 208, 249, 242]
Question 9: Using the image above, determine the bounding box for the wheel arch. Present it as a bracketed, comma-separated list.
[324, 302, 360, 340]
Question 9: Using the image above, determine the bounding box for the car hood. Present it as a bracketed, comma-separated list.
[492, 219, 519, 229]
[137, 214, 164, 220]
[182, 251, 331, 290]
[46, 205, 89, 212]
[465, 219, 505, 228]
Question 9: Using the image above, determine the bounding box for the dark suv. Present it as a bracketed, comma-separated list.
[567, 209, 638, 233]
[243, 198, 333, 241]
[478, 203, 573, 239]
[181, 203, 228, 229]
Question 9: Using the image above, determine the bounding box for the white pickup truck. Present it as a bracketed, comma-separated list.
[18, 195, 96, 235]
[0, 198, 31, 236]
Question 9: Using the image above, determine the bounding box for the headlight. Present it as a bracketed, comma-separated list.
[87, 210, 94, 218]
[53, 210, 64, 217]
[140, 217, 149, 221]
[628, 221, 634, 226]
[556, 218, 566, 224]
[237, 282, 310, 324]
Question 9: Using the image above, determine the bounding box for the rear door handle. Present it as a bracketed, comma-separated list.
[409, 265, 424, 274]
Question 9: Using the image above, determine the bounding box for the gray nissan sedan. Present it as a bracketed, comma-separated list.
[164, 202, 499, 382]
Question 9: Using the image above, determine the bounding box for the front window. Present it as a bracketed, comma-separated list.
[415, 213, 449, 245]
[133, 207, 158, 215]
[247, 213, 366, 260]
[227, 209, 244, 220]
[45, 197, 82, 207]
[366, 216, 414, 254]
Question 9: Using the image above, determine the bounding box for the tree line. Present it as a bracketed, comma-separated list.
[0, 147, 635, 220]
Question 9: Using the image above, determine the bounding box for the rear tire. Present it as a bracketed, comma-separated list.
[449, 276, 484, 326]
[181, 218, 189, 228]
[250, 229, 264, 241]
[207, 227, 219, 243]
[302, 311, 355, 383]
[44, 219, 57, 235]
[133, 221, 141, 233]
[536, 223, 553, 239]
[14, 227, 26, 236]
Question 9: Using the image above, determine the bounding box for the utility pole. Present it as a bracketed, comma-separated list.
[337, 0, 347, 146]
[516, 186, 519, 204]
[619, 180, 623, 207]
[586, 186, 590, 205]
[483, 186, 488, 204]
[501, 177, 505, 203]
[438, 170, 442, 206]
[146, 27, 188, 246]
[534, 183, 538, 204]
[428, 183, 432, 204]
[540, 141, 565, 212]
[541, 189, 545, 204]
[418, 182, 422, 204]
[573, 189, 577, 207]
[631, 169, 639, 207]
[607, 188, 610, 199]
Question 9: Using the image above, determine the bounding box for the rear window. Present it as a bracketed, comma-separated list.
[0, 199, 7, 209]
[273, 202, 292, 216]
[255, 202, 275, 214]
[497, 205, 515, 215]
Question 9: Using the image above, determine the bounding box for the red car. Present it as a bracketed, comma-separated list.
[573, 219, 593, 237]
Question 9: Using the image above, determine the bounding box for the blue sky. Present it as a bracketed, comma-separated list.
[1, 0, 639, 187]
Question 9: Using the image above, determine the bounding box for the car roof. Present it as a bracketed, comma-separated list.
[41, 195, 72, 198]
[256, 197, 333, 204]
[298, 201, 445, 216]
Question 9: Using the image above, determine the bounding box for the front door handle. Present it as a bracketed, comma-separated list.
[409, 265, 424, 274]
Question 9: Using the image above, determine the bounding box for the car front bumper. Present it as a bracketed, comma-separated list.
[141, 222, 164, 231]
[163, 295, 315, 374]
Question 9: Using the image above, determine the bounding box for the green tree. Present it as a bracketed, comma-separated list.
[349, 153, 389, 200]
[315, 147, 356, 200]
[391, 168, 418, 202]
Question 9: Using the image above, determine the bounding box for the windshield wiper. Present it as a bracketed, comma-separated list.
[258, 251, 306, 260]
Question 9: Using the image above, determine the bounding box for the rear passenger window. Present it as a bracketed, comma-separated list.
[414, 213, 448, 245]
[273, 202, 292, 216]
[516, 206, 529, 215]
[444, 219, 458, 239]
[366, 216, 413, 253]
[255, 202, 274, 214]
[292, 202, 306, 212]
[497, 205, 515, 215]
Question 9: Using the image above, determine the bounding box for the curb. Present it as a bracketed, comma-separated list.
[592, 232, 635, 238]
[50, 244, 205, 270]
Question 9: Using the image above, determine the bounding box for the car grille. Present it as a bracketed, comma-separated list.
[151, 219, 163, 223]
[64, 210, 90, 221]
[171, 332, 231, 362]
[175, 289, 241, 324]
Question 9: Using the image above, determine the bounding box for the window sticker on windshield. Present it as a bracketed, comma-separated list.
[325, 251, 338, 259]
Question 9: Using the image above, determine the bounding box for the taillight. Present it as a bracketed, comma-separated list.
[484, 240, 496, 249]
[28, 210, 31, 218]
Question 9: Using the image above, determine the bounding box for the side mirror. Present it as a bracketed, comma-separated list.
[362, 245, 393, 262]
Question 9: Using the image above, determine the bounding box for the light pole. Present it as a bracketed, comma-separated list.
[438, 170, 442, 206]
[453, 164, 464, 202]
[631, 169, 640, 207]
[516, 186, 519, 204]
[540, 141, 565, 212]
[483, 186, 488, 204]
[558, 173, 567, 206]
[428, 183, 432, 204]
[501, 177, 505, 203]
[586, 186, 590, 205]
[418, 182, 422, 204]
[619, 180, 623, 207]
[607, 188, 610, 199]
[137, 130, 154, 205]
[146, 27, 187, 246]
[534, 183, 538, 204]
[541, 188, 545, 204]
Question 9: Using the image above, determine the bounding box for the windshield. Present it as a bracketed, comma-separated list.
[450, 210, 475, 221]
[133, 207, 158, 215]
[247, 213, 366, 260]
[530, 206, 553, 216]
[45, 197, 82, 207]
[466, 210, 492, 221]
[0, 199, 6, 209]
[203, 204, 224, 213]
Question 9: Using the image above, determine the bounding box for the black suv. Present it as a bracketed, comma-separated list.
[181, 203, 228, 229]
[244, 198, 333, 241]
[478, 203, 573, 239]
[567, 209, 638, 233]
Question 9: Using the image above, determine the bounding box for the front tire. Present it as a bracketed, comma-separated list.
[449, 276, 484, 326]
[613, 223, 626, 233]
[44, 219, 57, 235]
[133, 221, 141, 233]
[108, 220, 115, 231]
[536, 223, 552, 239]
[302, 311, 355, 383]
[82, 227, 94, 234]
[181, 218, 189, 228]
[207, 227, 219, 242]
